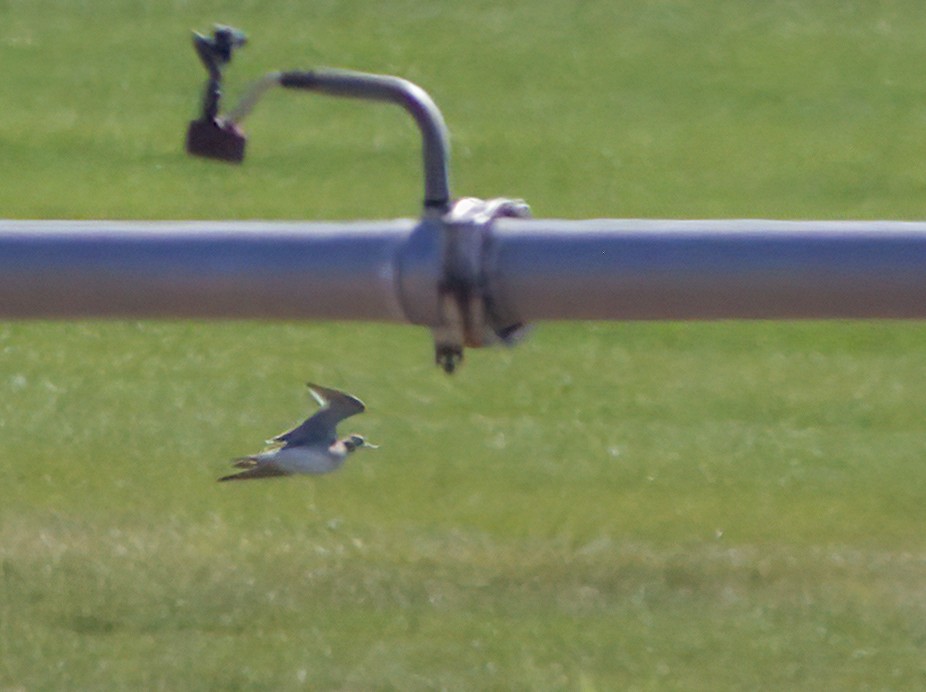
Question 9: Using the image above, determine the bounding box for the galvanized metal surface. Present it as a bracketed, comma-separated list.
[279, 70, 452, 213]
[0, 220, 420, 321]
[4, 218, 926, 324]
[225, 69, 452, 213]
[488, 219, 926, 321]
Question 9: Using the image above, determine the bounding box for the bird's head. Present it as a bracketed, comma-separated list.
[345, 434, 379, 452]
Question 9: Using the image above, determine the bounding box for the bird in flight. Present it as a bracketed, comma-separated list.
[219, 383, 377, 482]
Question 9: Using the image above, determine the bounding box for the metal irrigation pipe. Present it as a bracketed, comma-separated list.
[486, 219, 926, 321]
[185, 26, 451, 214]
[4, 218, 926, 317]
[0, 219, 424, 321]
[223, 70, 452, 214]
[6, 27, 926, 373]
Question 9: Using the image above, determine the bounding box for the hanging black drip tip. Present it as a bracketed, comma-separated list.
[185, 25, 248, 162]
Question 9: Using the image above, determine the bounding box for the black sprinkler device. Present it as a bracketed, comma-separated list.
[185, 25, 248, 162]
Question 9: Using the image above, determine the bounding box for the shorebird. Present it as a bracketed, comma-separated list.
[219, 383, 377, 482]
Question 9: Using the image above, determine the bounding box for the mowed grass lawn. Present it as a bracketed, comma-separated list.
[2, 1, 926, 689]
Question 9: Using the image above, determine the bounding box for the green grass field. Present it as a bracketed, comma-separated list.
[3, 1, 926, 689]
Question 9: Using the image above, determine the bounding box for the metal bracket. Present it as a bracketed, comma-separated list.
[433, 197, 532, 373]
[183, 27, 532, 373]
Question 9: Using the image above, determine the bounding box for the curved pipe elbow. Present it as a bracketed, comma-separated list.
[278, 69, 451, 213]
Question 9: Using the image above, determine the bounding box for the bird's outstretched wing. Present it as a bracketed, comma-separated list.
[269, 383, 366, 447]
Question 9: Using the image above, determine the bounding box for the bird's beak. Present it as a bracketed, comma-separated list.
[363, 441, 380, 449]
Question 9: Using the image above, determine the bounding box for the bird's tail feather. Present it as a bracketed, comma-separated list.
[218, 464, 289, 482]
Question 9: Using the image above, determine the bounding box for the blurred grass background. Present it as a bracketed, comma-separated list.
[2, 0, 926, 689]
